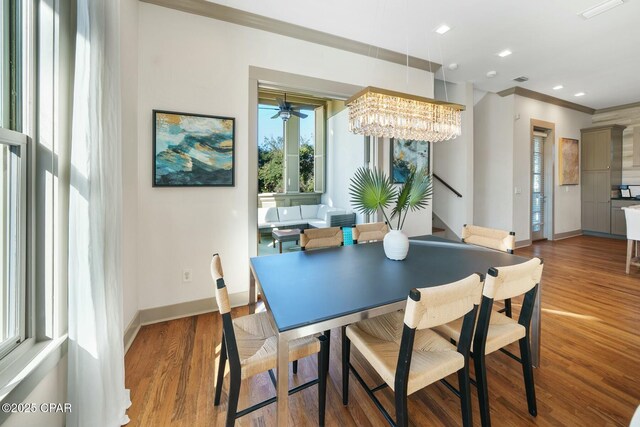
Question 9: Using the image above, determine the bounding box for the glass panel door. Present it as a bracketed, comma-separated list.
[531, 133, 545, 241]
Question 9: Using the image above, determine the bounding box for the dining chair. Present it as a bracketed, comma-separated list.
[342, 273, 484, 427]
[353, 222, 389, 244]
[211, 254, 329, 426]
[461, 224, 516, 317]
[434, 257, 544, 427]
[300, 226, 343, 250]
[622, 206, 640, 274]
[462, 224, 515, 254]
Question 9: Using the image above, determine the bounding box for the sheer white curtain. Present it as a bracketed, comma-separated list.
[67, 0, 130, 425]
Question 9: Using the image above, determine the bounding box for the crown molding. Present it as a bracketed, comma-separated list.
[594, 101, 640, 114]
[140, 0, 442, 73]
[498, 86, 595, 115]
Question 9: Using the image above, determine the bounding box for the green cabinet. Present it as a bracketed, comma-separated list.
[580, 125, 625, 234]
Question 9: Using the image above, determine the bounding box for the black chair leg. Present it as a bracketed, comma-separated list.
[293, 360, 298, 375]
[395, 390, 409, 427]
[458, 364, 473, 427]
[519, 336, 537, 416]
[342, 327, 350, 405]
[474, 353, 491, 427]
[504, 298, 512, 318]
[226, 371, 241, 427]
[318, 335, 329, 426]
[214, 335, 227, 406]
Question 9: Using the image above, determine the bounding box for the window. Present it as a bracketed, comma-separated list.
[0, 0, 29, 362]
[1, 0, 8, 127]
[257, 92, 325, 195]
[0, 129, 26, 358]
[298, 109, 315, 192]
[531, 132, 546, 234]
[258, 104, 284, 193]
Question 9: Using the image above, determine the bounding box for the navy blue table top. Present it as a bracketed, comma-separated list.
[250, 235, 529, 333]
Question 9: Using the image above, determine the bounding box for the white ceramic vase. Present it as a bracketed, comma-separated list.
[383, 229, 409, 261]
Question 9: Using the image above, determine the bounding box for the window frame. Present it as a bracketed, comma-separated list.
[257, 92, 326, 195]
[0, 128, 28, 359]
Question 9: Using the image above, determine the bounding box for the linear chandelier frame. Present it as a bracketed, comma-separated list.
[346, 86, 465, 142]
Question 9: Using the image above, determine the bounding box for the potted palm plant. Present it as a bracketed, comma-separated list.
[349, 166, 433, 260]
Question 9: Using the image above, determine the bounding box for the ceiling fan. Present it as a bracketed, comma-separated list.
[270, 93, 308, 122]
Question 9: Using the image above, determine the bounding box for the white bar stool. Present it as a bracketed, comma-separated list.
[622, 205, 640, 274]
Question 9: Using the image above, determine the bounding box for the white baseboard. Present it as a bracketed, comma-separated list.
[123, 291, 249, 353]
[123, 312, 141, 353]
[553, 230, 582, 241]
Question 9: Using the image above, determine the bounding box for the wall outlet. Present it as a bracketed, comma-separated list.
[514, 187, 522, 195]
[182, 269, 193, 283]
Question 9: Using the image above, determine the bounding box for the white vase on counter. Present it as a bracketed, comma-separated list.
[383, 229, 409, 261]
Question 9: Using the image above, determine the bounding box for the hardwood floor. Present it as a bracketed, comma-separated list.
[125, 236, 640, 426]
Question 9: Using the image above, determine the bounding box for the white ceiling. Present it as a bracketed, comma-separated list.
[208, 0, 640, 109]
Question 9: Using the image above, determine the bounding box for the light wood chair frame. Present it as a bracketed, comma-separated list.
[300, 227, 344, 251]
[213, 266, 329, 426]
[341, 275, 483, 427]
[353, 222, 389, 244]
[462, 224, 517, 318]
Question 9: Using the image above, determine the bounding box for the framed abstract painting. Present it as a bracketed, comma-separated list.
[558, 137, 579, 185]
[390, 138, 430, 184]
[153, 110, 235, 187]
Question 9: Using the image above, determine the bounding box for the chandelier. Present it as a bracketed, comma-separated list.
[347, 86, 465, 142]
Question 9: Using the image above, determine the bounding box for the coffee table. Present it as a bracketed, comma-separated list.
[271, 228, 301, 254]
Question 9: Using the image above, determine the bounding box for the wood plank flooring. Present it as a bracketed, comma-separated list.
[125, 235, 640, 426]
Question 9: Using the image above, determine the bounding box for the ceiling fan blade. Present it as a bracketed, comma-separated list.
[270, 112, 281, 119]
[291, 111, 308, 119]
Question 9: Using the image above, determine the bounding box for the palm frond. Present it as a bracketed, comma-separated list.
[407, 167, 433, 212]
[349, 167, 396, 216]
[391, 170, 414, 220]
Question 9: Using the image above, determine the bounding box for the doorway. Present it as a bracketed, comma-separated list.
[530, 120, 555, 241]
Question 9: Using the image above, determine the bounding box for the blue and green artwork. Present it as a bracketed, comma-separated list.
[391, 139, 430, 184]
[153, 110, 235, 187]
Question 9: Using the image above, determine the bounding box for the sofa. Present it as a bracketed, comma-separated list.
[258, 204, 355, 236]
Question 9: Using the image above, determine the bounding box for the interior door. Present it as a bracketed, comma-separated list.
[531, 132, 546, 241]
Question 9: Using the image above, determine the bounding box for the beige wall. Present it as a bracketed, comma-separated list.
[323, 109, 367, 224]
[433, 80, 474, 238]
[135, 3, 434, 309]
[473, 91, 593, 242]
[2, 356, 67, 427]
[512, 95, 593, 240]
[473, 92, 514, 232]
[121, 0, 139, 330]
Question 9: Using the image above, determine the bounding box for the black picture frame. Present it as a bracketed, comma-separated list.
[152, 109, 235, 187]
[390, 138, 431, 184]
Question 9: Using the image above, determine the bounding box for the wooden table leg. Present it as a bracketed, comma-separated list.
[249, 268, 256, 314]
[627, 239, 633, 274]
[531, 281, 542, 367]
[277, 333, 290, 426]
[279, 240, 283, 254]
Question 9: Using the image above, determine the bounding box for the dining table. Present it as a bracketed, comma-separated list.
[248, 235, 542, 426]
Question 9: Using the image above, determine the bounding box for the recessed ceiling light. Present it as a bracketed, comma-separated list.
[579, 0, 624, 19]
[486, 71, 497, 78]
[497, 49, 512, 58]
[553, 85, 564, 90]
[448, 63, 459, 70]
[574, 92, 586, 97]
[435, 24, 451, 35]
